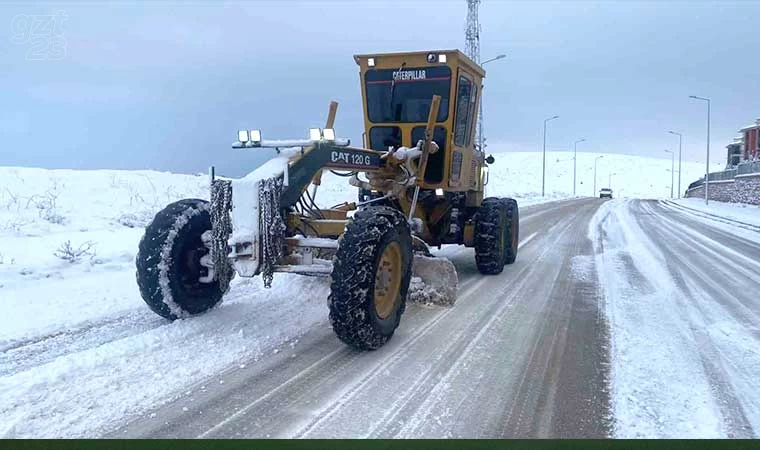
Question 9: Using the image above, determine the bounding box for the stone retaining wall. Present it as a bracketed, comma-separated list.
[685, 173, 760, 205]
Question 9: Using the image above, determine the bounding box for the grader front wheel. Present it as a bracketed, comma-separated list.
[136, 199, 230, 320]
[328, 206, 413, 350]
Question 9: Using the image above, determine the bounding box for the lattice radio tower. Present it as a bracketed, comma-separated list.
[465, 0, 481, 65]
[465, 0, 485, 151]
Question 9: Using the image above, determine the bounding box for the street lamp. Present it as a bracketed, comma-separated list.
[689, 95, 711, 205]
[668, 131, 683, 198]
[573, 138, 586, 197]
[477, 54, 507, 153]
[542, 115, 559, 197]
[665, 149, 675, 199]
[608, 172, 616, 190]
[593, 155, 604, 196]
[481, 54, 507, 65]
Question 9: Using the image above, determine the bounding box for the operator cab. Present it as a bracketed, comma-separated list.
[354, 50, 486, 192]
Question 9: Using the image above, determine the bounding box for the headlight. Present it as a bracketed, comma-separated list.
[237, 130, 249, 143]
[309, 128, 322, 141]
[322, 128, 336, 141]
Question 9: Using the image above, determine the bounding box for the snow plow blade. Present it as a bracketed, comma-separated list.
[409, 254, 459, 307]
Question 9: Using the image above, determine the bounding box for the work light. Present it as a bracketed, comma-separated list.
[322, 128, 336, 141]
[237, 130, 249, 143]
[309, 128, 322, 141]
[249, 129, 262, 145]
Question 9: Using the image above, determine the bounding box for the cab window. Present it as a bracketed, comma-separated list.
[365, 66, 451, 123]
[453, 76, 473, 147]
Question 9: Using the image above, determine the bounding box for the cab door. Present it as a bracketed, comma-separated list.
[449, 69, 479, 190]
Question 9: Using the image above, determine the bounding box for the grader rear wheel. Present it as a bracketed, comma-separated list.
[474, 198, 509, 275]
[328, 206, 412, 350]
[502, 198, 519, 265]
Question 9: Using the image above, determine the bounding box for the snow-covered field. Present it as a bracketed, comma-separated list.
[487, 151, 712, 201]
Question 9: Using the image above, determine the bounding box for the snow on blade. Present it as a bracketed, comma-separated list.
[409, 255, 459, 307]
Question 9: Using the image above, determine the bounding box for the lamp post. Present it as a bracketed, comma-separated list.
[593, 155, 604, 196]
[668, 130, 683, 198]
[689, 95, 710, 205]
[665, 149, 675, 199]
[608, 172, 616, 190]
[542, 115, 559, 197]
[477, 54, 506, 153]
[573, 138, 585, 197]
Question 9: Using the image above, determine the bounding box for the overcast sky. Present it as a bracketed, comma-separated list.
[2, 1, 759, 176]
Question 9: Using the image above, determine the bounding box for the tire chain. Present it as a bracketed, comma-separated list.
[211, 177, 286, 289]
[259, 176, 286, 288]
[210, 179, 235, 290]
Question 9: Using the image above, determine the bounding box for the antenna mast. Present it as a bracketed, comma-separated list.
[465, 0, 485, 151]
[465, 0, 481, 65]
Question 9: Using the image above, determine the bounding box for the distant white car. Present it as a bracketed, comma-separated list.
[599, 188, 613, 199]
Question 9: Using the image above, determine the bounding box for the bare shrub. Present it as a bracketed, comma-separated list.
[2, 188, 22, 212]
[54, 240, 97, 263]
[26, 185, 65, 224]
[2, 216, 28, 234]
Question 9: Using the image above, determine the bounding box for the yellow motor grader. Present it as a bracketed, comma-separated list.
[136, 50, 519, 350]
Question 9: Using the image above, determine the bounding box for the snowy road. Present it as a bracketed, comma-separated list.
[591, 199, 760, 438]
[6, 194, 760, 438]
[112, 198, 612, 438]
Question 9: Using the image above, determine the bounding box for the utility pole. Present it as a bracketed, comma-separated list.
[574, 138, 585, 197]
[669, 131, 683, 198]
[542, 115, 559, 197]
[665, 149, 675, 199]
[689, 95, 711, 205]
[593, 155, 604, 196]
